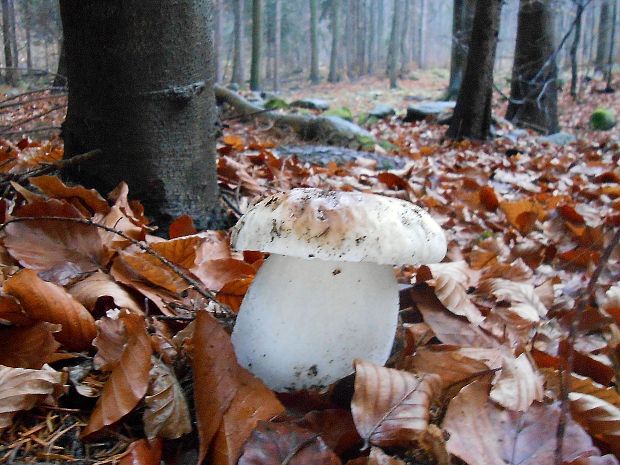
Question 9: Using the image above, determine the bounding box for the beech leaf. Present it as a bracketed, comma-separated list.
[68, 271, 142, 314]
[0, 322, 61, 369]
[569, 392, 620, 456]
[29, 175, 110, 214]
[82, 312, 152, 438]
[351, 359, 441, 447]
[118, 438, 163, 465]
[368, 447, 406, 465]
[489, 352, 544, 411]
[4, 269, 97, 351]
[237, 421, 342, 465]
[92, 315, 128, 371]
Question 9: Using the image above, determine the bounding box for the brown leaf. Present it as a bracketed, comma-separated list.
[570, 392, 620, 456]
[297, 409, 361, 455]
[443, 380, 601, 465]
[94, 205, 145, 250]
[169, 214, 197, 238]
[212, 368, 285, 465]
[30, 175, 110, 214]
[4, 269, 97, 351]
[500, 199, 544, 235]
[0, 294, 32, 326]
[217, 277, 253, 312]
[119, 438, 163, 465]
[237, 421, 341, 465]
[93, 315, 128, 371]
[0, 364, 64, 430]
[192, 310, 240, 465]
[0, 322, 60, 369]
[367, 447, 406, 465]
[68, 271, 143, 314]
[82, 312, 152, 438]
[479, 186, 499, 211]
[489, 352, 543, 411]
[4, 200, 108, 284]
[143, 357, 191, 440]
[351, 359, 441, 447]
[193, 258, 256, 291]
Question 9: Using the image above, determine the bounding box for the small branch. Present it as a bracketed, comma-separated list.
[0, 216, 236, 321]
[0, 87, 64, 105]
[0, 105, 66, 134]
[0, 93, 67, 110]
[0, 126, 61, 136]
[554, 227, 620, 465]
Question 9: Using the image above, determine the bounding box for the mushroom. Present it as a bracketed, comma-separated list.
[231, 188, 446, 391]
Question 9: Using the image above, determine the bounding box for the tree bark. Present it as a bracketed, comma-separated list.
[387, 0, 401, 88]
[232, 0, 245, 85]
[377, 0, 385, 66]
[505, 0, 558, 134]
[52, 39, 66, 88]
[310, 0, 320, 84]
[367, 0, 376, 74]
[2, 0, 15, 85]
[570, 1, 584, 99]
[400, 0, 410, 77]
[447, 0, 475, 99]
[60, 0, 220, 230]
[447, 0, 503, 140]
[273, 0, 281, 91]
[596, 0, 612, 73]
[8, 0, 17, 70]
[250, 0, 262, 90]
[328, 0, 340, 82]
[214, 0, 222, 82]
[605, 0, 617, 90]
[23, 0, 32, 72]
[417, 0, 427, 69]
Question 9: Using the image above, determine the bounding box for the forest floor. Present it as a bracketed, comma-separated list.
[0, 73, 618, 465]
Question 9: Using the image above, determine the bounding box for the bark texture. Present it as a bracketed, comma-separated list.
[447, 0, 475, 99]
[272, 0, 281, 90]
[214, 0, 222, 82]
[447, 0, 503, 140]
[506, 0, 558, 134]
[232, 0, 245, 85]
[595, 0, 612, 73]
[2, 0, 15, 85]
[310, 0, 320, 83]
[60, 0, 220, 229]
[328, 0, 340, 82]
[250, 0, 262, 90]
[387, 0, 401, 88]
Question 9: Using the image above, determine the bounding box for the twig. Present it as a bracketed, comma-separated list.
[0, 125, 61, 136]
[0, 93, 67, 110]
[554, 227, 620, 465]
[0, 105, 66, 134]
[0, 87, 65, 105]
[0, 216, 236, 320]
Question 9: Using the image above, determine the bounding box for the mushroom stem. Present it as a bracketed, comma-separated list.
[231, 253, 399, 391]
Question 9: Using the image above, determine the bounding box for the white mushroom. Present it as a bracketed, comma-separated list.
[230, 188, 446, 392]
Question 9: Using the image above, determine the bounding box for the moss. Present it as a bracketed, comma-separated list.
[324, 107, 353, 121]
[590, 108, 616, 130]
[264, 98, 289, 110]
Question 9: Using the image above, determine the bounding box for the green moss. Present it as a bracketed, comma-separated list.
[590, 108, 616, 130]
[264, 98, 289, 110]
[324, 107, 353, 121]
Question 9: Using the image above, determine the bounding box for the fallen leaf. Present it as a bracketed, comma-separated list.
[212, 368, 285, 465]
[351, 359, 441, 447]
[500, 199, 545, 235]
[0, 364, 64, 429]
[169, 214, 197, 238]
[119, 438, 163, 465]
[297, 409, 361, 455]
[143, 357, 191, 440]
[4, 269, 97, 351]
[570, 392, 620, 456]
[192, 310, 240, 465]
[367, 447, 405, 465]
[217, 277, 253, 312]
[30, 175, 110, 214]
[68, 271, 143, 314]
[490, 352, 544, 411]
[193, 258, 256, 291]
[0, 294, 32, 326]
[0, 322, 60, 369]
[82, 312, 152, 438]
[92, 315, 128, 371]
[237, 421, 341, 465]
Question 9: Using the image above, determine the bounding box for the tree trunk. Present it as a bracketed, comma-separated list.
[8, 0, 17, 70]
[605, 0, 617, 90]
[250, 0, 262, 90]
[357, 0, 367, 77]
[387, 0, 401, 88]
[505, 0, 558, 134]
[377, 0, 385, 67]
[24, 0, 32, 72]
[447, 0, 475, 99]
[214, 0, 222, 82]
[1, 0, 15, 85]
[596, 0, 612, 73]
[59, 0, 220, 230]
[273, 0, 281, 91]
[52, 39, 67, 88]
[328, 0, 340, 82]
[447, 0, 503, 140]
[310, 0, 320, 83]
[367, 0, 376, 74]
[232, 0, 245, 85]
[417, 0, 427, 69]
[570, 1, 584, 99]
[400, 0, 410, 77]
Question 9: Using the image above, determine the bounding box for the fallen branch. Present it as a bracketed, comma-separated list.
[214, 84, 374, 146]
[0, 215, 236, 322]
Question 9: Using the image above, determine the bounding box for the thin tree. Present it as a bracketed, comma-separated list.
[447, 0, 503, 140]
[417, 0, 427, 69]
[387, 0, 402, 88]
[377, 0, 385, 66]
[8, 0, 17, 70]
[214, 0, 222, 82]
[505, 0, 558, 134]
[1, 0, 15, 85]
[367, 0, 376, 74]
[569, 0, 585, 99]
[273, 0, 281, 91]
[250, 0, 262, 90]
[310, 0, 320, 84]
[595, 0, 612, 73]
[328, 0, 340, 82]
[232, 0, 245, 85]
[605, 0, 617, 90]
[400, 0, 411, 77]
[446, 0, 475, 99]
[59, 0, 220, 229]
[23, 0, 32, 72]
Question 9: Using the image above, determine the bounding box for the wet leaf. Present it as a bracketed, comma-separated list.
[351, 359, 441, 447]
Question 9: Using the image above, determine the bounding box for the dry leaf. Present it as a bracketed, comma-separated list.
[68, 271, 142, 314]
[4, 269, 97, 351]
[212, 368, 285, 465]
[368, 447, 405, 465]
[0, 364, 64, 429]
[119, 438, 163, 465]
[490, 352, 544, 411]
[217, 277, 253, 312]
[169, 214, 197, 238]
[443, 380, 601, 465]
[500, 199, 544, 235]
[92, 315, 128, 371]
[491, 279, 548, 320]
[0, 294, 32, 326]
[569, 392, 620, 456]
[297, 409, 361, 455]
[82, 312, 152, 437]
[237, 421, 341, 465]
[192, 310, 240, 465]
[143, 357, 191, 440]
[0, 322, 60, 369]
[351, 359, 441, 447]
[30, 175, 110, 214]
[193, 258, 256, 291]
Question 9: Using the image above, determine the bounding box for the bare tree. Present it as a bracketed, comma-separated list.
[1, 0, 15, 85]
[506, 0, 558, 134]
[310, 0, 320, 83]
[328, 0, 340, 82]
[273, 0, 281, 91]
[570, 0, 586, 99]
[400, 0, 411, 77]
[595, 0, 612, 73]
[214, 0, 222, 82]
[447, 0, 503, 140]
[232, 0, 245, 85]
[250, 0, 262, 90]
[446, 0, 475, 99]
[387, 0, 402, 88]
[417, 0, 427, 69]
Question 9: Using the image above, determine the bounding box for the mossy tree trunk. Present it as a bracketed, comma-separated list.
[59, 0, 220, 230]
[447, 0, 503, 140]
[505, 0, 558, 134]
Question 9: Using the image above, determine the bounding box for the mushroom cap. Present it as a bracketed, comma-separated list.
[231, 188, 447, 265]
